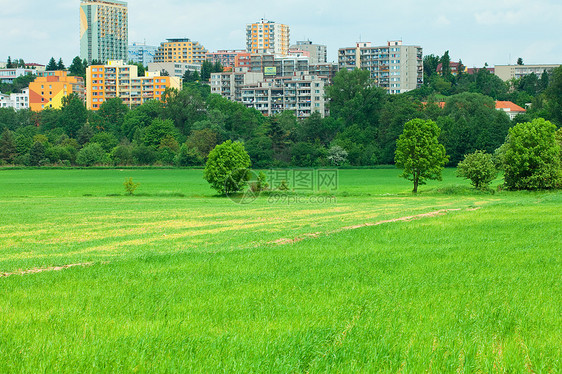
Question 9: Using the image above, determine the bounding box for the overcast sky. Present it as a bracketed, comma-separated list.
[1, 0, 562, 67]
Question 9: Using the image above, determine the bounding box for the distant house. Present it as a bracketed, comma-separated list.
[495, 101, 526, 120]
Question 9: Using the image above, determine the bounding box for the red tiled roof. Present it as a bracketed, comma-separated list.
[495, 101, 526, 112]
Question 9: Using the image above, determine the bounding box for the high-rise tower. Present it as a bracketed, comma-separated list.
[246, 19, 289, 56]
[80, 0, 128, 64]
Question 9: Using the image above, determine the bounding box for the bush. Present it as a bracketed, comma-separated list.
[456, 150, 498, 189]
[76, 143, 106, 166]
[503, 118, 561, 190]
[204, 140, 251, 194]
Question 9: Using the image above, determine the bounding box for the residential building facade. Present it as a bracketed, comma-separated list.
[147, 62, 201, 78]
[206, 50, 246, 68]
[494, 64, 560, 81]
[338, 40, 423, 94]
[246, 19, 290, 56]
[0, 68, 37, 84]
[154, 38, 207, 64]
[86, 60, 181, 110]
[80, 0, 129, 64]
[128, 42, 158, 65]
[211, 68, 330, 119]
[29, 71, 85, 111]
[289, 41, 327, 64]
[0, 89, 29, 110]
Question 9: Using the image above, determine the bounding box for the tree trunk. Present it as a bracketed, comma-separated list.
[413, 172, 419, 193]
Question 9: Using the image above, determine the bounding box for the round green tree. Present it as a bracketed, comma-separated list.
[503, 118, 561, 190]
[204, 140, 251, 194]
[395, 119, 449, 193]
[456, 150, 497, 189]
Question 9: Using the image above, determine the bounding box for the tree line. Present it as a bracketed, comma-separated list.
[0, 63, 561, 169]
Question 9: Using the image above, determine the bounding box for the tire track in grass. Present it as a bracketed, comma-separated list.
[271, 208, 480, 245]
[0, 262, 95, 278]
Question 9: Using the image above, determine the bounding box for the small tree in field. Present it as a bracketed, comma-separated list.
[395, 119, 448, 193]
[204, 140, 251, 194]
[123, 177, 140, 195]
[457, 150, 497, 189]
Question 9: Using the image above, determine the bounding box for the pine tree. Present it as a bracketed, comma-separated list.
[46, 57, 57, 71]
[6, 56, 13, 68]
[57, 58, 65, 70]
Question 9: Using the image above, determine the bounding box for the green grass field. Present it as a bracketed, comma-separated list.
[0, 168, 560, 372]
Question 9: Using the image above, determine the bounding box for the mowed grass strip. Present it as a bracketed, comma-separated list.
[0, 196, 560, 372]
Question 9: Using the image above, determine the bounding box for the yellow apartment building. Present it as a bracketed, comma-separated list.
[153, 38, 207, 64]
[86, 60, 182, 110]
[29, 71, 85, 111]
[246, 19, 290, 56]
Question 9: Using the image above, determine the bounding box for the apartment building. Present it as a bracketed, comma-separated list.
[28, 71, 84, 111]
[86, 60, 181, 110]
[211, 68, 329, 119]
[210, 68, 264, 102]
[206, 50, 246, 68]
[339, 40, 423, 94]
[241, 73, 329, 119]
[147, 62, 201, 78]
[494, 64, 560, 81]
[0, 68, 38, 84]
[246, 19, 290, 56]
[289, 41, 327, 64]
[80, 0, 128, 64]
[128, 42, 158, 65]
[0, 89, 29, 110]
[154, 38, 207, 64]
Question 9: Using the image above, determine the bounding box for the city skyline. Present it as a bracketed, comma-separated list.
[1, 0, 562, 67]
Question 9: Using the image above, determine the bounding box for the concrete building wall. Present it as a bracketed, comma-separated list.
[494, 64, 560, 81]
[0, 88, 29, 110]
[128, 42, 158, 65]
[290, 41, 327, 64]
[246, 19, 290, 56]
[147, 62, 201, 78]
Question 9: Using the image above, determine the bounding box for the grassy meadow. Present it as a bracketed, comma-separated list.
[0, 168, 560, 372]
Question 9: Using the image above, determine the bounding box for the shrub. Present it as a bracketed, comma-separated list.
[204, 140, 251, 194]
[76, 143, 106, 166]
[457, 150, 498, 189]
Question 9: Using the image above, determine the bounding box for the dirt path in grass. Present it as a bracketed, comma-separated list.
[271, 207, 479, 245]
[0, 262, 94, 278]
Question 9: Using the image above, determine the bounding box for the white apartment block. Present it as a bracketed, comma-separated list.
[0, 89, 29, 110]
[494, 64, 560, 81]
[147, 62, 201, 78]
[338, 40, 423, 94]
[0, 68, 37, 84]
[211, 68, 264, 102]
[241, 73, 329, 119]
[289, 41, 327, 64]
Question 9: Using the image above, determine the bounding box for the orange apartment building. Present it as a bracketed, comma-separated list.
[86, 60, 182, 110]
[28, 71, 85, 111]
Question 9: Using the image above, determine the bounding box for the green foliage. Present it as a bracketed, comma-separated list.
[143, 119, 178, 149]
[503, 118, 561, 190]
[0, 129, 17, 163]
[185, 128, 218, 159]
[76, 143, 106, 166]
[123, 177, 140, 195]
[29, 141, 46, 166]
[395, 119, 449, 192]
[111, 144, 134, 166]
[327, 145, 348, 166]
[546, 65, 562, 126]
[58, 94, 88, 138]
[174, 144, 203, 167]
[68, 56, 85, 78]
[456, 150, 498, 189]
[90, 132, 118, 152]
[204, 140, 251, 194]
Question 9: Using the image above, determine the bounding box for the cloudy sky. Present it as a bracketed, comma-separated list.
[1, 0, 561, 67]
